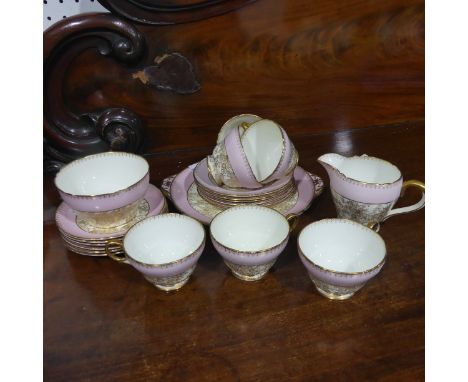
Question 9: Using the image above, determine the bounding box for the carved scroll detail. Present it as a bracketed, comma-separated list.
[98, 0, 257, 25]
[43, 13, 146, 171]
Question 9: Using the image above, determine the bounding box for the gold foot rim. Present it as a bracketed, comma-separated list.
[230, 270, 268, 282]
[314, 286, 355, 300]
[145, 275, 191, 292]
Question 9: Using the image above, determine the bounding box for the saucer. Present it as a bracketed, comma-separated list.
[164, 163, 323, 224]
[55, 184, 166, 242]
[60, 239, 126, 257]
[194, 158, 293, 196]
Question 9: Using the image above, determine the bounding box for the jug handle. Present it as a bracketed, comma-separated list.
[382, 180, 425, 222]
[105, 239, 128, 263]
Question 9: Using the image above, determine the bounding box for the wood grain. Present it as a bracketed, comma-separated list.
[98, 0, 257, 25]
[44, 122, 424, 381]
[64, 0, 424, 154]
[43, 13, 146, 168]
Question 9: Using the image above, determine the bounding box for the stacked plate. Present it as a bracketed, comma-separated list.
[56, 184, 167, 256]
[194, 159, 297, 208]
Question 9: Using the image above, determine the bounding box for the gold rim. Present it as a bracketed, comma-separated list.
[217, 114, 262, 143]
[122, 213, 206, 268]
[194, 158, 294, 193]
[199, 196, 295, 208]
[297, 219, 387, 276]
[58, 228, 125, 242]
[196, 180, 296, 200]
[230, 125, 262, 187]
[210, 205, 290, 255]
[65, 242, 123, 255]
[238, 119, 285, 184]
[197, 184, 296, 204]
[57, 198, 168, 242]
[317, 155, 402, 187]
[255, 123, 288, 184]
[193, 159, 294, 197]
[55, 152, 149, 198]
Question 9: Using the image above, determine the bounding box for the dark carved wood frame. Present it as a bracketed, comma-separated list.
[98, 0, 257, 25]
[44, 13, 146, 172]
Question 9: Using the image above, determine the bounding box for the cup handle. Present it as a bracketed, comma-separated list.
[240, 122, 252, 135]
[286, 213, 299, 233]
[367, 222, 381, 233]
[383, 179, 425, 222]
[105, 239, 127, 263]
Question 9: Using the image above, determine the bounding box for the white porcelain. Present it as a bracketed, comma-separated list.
[319, 153, 401, 185]
[216, 114, 262, 143]
[241, 119, 284, 182]
[106, 213, 206, 291]
[165, 164, 323, 225]
[207, 116, 298, 189]
[318, 153, 425, 228]
[55, 152, 150, 212]
[210, 205, 293, 281]
[298, 219, 386, 300]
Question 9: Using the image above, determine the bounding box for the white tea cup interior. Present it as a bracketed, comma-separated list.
[124, 214, 205, 265]
[298, 219, 386, 273]
[210, 206, 289, 252]
[55, 152, 149, 196]
[241, 120, 284, 182]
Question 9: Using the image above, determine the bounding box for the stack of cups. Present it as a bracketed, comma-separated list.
[195, 114, 299, 209]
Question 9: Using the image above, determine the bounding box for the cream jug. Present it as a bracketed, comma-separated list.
[318, 153, 425, 230]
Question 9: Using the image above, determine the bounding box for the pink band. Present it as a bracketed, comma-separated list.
[224, 127, 262, 189]
[264, 127, 292, 183]
[323, 162, 402, 203]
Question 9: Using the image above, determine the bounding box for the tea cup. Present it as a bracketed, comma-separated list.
[216, 113, 262, 144]
[318, 153, 425, 230]
[241, 119, 298, 184]
[55, 151, 150, 213]
[208, 121, 263, 189]
[298, 219, 386, 300]
[210, 205, 297, 281]
[105, 213, 206, 291]
[207, 117, 298, 189]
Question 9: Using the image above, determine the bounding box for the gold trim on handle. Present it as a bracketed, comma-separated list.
[400, 179, 425, 197]
[286, 213, 299, 233]
[240, 122, 252, 134]
[382, 179, 425, 223]
[367, 222, 380, 233]
[105, 239, 126, 262]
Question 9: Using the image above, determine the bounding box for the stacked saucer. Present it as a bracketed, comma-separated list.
[194, 159, 297, 208]
[56, 185, 167, 256]
[54, 152, 167, 257]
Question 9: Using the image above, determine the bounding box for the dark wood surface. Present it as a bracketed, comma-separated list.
[44, 122, 424, 381]
[61, 0, 423, 154]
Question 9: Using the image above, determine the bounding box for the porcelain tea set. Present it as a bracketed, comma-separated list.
[54, 114, 425, 299]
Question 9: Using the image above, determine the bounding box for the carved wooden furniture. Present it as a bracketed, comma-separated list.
[44, 0, 424, 379]
[98, 0, 257, 25]
[44, 13, 146, 171]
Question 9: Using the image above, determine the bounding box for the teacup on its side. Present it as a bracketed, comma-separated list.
[298, 219, 386, 300]
[210, 205, 296, 281]
[106, 213, 206, 291]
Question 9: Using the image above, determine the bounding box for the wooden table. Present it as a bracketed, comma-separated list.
[44, 122, 424, 381]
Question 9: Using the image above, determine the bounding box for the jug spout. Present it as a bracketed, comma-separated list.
[317, 153, 346, 174]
